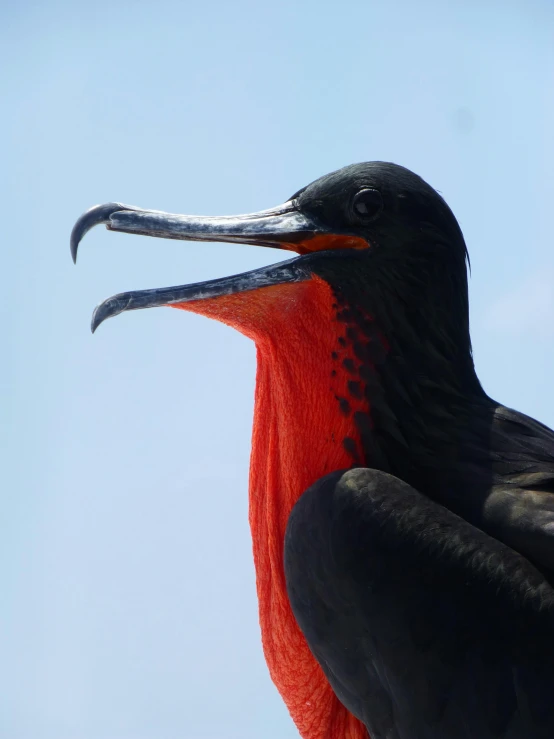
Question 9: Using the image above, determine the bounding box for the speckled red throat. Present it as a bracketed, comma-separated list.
[171, 273, 384, 739]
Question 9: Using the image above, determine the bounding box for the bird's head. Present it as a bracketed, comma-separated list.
[72, 162, 470, 351]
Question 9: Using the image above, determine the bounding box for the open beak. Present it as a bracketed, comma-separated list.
[70, 200, 366, 332]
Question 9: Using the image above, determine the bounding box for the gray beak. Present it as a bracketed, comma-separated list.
[70, 200, 331, 332]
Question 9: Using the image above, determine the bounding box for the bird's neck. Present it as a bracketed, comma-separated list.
[245, 274, 485, 739]
[365, 298, 486, 493]
[314, 247, 486, 490]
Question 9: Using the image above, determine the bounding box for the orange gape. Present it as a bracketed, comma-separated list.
[281, 234, 369, 256]
[174, 276, 371, 739]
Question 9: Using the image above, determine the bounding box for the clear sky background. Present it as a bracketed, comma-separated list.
[2, 1, 554, 737]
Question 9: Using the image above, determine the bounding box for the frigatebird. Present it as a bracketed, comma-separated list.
[71, 162, 554, 739]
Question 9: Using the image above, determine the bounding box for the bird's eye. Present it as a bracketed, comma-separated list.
[352, 188, 383, 221]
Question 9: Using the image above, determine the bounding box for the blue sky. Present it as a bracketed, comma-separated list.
[3, 1, 554, 737]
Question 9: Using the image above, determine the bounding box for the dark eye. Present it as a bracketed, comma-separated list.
[352, 188, 383, 221]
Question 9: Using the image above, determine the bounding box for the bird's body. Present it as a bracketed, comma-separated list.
[72, 162, 554, 738]
[286, 468, 554, 739]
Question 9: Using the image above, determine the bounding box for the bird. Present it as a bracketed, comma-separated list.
[71, 162, 554, 739]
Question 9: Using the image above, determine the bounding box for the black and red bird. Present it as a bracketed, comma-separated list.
[71, 163, 554, 739]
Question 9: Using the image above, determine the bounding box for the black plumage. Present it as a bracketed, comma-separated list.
[285, 468, 554, 739]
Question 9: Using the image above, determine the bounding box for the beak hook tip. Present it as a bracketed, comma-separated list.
[70, 202, 129, 264]
[91, 303, 108, 334]
[91, 292, 131, 333]
[90, 307, 101, 334]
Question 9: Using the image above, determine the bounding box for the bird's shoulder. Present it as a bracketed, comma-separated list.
[489, 404, 554, 486]
[468, 403, 554, 572]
